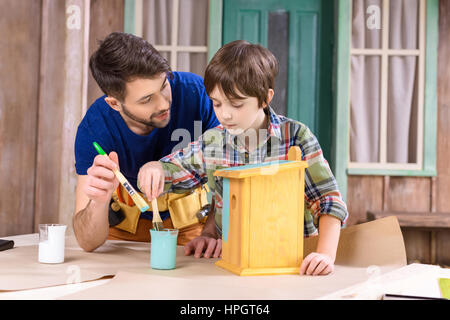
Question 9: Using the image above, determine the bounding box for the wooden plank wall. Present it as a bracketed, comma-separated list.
[88, 0, 125, 106]
[0, 0, 42, 236]
[0, 0, 124, 237]
[347, 0, 450, 266]
[58, 0, 92, 232]
[57, 0, 124, 232]
[435, 0, 450, 266]
[34, 0, 66, 232]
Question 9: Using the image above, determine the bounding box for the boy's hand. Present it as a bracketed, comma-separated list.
[299, 252, 335, 276]
[137, 161, 165, 201]
[84, 152, 120, 205]
[184, 235, 222, 259]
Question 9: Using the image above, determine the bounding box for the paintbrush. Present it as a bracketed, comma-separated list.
[93, 142, 149, 213]
[151, 198, 164, 231]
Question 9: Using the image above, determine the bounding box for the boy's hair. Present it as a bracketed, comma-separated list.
[204, 40, 279, 108]
[89, 32, 172, 102]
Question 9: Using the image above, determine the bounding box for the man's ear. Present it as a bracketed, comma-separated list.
[264, 89, 275, 107]
[104, 96, 123, 112]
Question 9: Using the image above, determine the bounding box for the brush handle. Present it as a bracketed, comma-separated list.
[113, 169, 149, 212]
[92, 142, 150, 212]
[151, 198, 162, 223]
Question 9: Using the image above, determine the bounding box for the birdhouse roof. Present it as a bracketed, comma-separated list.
[214, 160, 308, 179]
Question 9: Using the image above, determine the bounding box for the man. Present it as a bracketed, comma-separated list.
[73, 32, 219, 252]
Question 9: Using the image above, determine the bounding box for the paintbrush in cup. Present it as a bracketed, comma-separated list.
[151, 198, 163, 231]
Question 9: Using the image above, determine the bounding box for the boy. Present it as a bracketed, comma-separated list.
[138, 40, 349, 276]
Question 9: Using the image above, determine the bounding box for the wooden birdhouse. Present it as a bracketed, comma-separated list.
[214, 146, 308, 276]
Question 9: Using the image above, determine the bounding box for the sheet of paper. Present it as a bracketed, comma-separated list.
[0, 238, 150, 291]
[320, 263, 448, 300]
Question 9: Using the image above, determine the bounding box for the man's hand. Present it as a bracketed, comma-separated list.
[84, 152, 120, 205]
[184, 235, 222, 259]
[74, 151, 119, 252]
[137, 161, 165, 201]
[299, 252, 335, 276]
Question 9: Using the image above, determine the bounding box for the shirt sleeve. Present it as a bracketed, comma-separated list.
[74, 123, 98, 175]
[159, 136, 208, 193]
[295, 125, 349, 226]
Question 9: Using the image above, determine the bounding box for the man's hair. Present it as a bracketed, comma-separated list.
[89, 32, 172, 102]
[204, 40, 278, 108]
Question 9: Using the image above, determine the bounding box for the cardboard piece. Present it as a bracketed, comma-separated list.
[1, 216, 406, 297]
[304, 215, 407, 267]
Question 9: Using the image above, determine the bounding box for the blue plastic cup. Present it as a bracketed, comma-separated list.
[150, 228, 179, 270]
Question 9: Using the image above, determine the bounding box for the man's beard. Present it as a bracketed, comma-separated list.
[121, 103, 171, 129]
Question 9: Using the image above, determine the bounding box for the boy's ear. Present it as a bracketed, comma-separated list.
[264, 89, 275, 107]
[104, 96, 123, 112]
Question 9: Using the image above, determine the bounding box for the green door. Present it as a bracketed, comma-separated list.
[223, 0, 334, 164]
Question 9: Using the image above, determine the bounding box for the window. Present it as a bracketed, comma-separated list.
[332, 0, 437, 200]
[346, 0, 437, 176]
[125, 0, 210, 76]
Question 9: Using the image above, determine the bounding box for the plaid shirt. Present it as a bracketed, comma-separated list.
[160, 107, 348, 237]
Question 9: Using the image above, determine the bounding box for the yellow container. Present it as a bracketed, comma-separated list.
[214, 147, 308, 276]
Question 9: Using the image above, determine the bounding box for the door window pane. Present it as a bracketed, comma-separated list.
[352, 0, 383, 49]
[141, 0, 208, 73]
[267, 10, 289, 116]
[387, 56, 418, 163]
[350, 55, 381, 163]
[389, 0, 419, 50]
[178, 0, 208, 46]
[143, 0, 173, 45]
[177, 52, 207, 76]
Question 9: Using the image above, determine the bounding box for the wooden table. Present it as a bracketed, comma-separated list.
[0, 233, 448, 300]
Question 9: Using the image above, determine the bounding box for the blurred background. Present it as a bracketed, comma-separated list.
[0, 0, 449, 266]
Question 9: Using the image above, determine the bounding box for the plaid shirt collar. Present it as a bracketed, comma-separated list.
[223, 106, 283, 153]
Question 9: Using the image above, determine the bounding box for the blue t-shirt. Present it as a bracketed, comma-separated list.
[74, 72, 219, 220]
